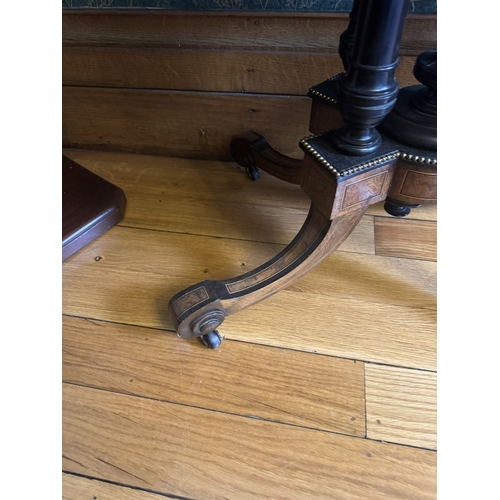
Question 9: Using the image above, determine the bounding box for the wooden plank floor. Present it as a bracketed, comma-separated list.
[62, 150, 437, 500]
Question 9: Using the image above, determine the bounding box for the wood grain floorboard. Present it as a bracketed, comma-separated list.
[63, 315, 366, 436]
[63, 384, 436, 500]
[62, 152, 437, 499]
[61, 150, 436, 215]
[62, 226, 436, 370]
[365, 364, 437, 450]
[227, 291, 436, 371]
[287, 250, 436, 310]
[61, 151, 437, 258]
[62, 149, 374, 252]
[375, 217, 437, 261]
[63, 473, 174, 500]
[62, 149, 310, 210]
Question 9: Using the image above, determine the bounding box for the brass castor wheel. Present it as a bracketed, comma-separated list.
[200, 330, 222, 349]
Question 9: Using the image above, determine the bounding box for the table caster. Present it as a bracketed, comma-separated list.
[200, 330, 222, 349]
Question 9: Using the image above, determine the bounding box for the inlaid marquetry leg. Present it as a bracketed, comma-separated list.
[169, 147, 397, 346]
[169, 204, 362, 343]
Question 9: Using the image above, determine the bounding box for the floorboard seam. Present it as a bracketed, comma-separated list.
[62, 314, 436, 372]
[62, 381, 436, 452]
[63, 471, 195, 500]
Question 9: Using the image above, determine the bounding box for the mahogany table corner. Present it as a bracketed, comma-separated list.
[62, 154, 127, 261]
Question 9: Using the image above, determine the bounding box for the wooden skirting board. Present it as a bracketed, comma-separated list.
[62, 88, 312, 160]
[62, 10, 437, 159]
[62, 11, 436, 51]
[63, 46, 422, 94]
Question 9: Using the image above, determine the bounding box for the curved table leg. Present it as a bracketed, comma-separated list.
[169, 202, 363, 343]
[230, 131, 303, 184]
[170, 137, 397, 347]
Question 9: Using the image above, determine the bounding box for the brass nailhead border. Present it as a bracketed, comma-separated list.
[308, 73, 344, 105]
[399, 152, 438, 166]
[299, 133, 437, 178]
[308, 88, 337, 104]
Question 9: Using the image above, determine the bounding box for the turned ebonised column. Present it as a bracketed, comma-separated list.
[333, 0, 410, 155]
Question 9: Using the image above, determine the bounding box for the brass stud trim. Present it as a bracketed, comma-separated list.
[308, 88, 337, 104]
[397, 151, 437, 166]
[300, 135, 437, 171]
[308, 73, 344, 104]
[300, 134, 399, 178]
